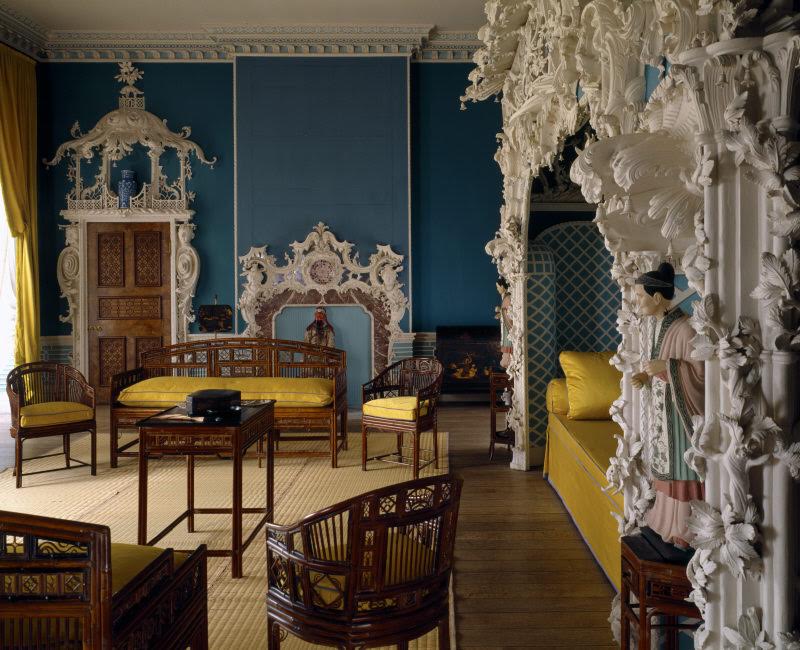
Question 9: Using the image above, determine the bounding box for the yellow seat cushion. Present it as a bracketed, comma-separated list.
[117, 376, 334, 408]
[110, 543, 169, 596]
[544, 413, 623, 589]
[362, 397, 429, 422]
[545, 378, 569, 415]
[19, 401, 93, 428]
[558, 351, 621, 420]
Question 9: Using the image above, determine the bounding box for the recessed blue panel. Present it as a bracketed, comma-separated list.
[274, 305, 372, 403]
[236, 57, 409, 332]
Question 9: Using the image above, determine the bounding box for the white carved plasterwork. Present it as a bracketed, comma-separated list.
[238, 222, 408, 354]
[56, 224, 80, 369]
[175, 223, 200, 343]
[467, 0, 800, 647]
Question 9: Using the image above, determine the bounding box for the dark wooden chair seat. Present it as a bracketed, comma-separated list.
[6, 362, 97, 488]
[0, 509, 208, 649]
[266, 474, 462, 649]
[361, 357, 444, 479]
[621, 528, 702, 649]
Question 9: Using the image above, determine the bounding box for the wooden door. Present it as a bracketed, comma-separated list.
[87, 222, 171, 403]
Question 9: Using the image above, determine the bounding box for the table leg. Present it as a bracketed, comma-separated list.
[232, 446, 243, 578]
[267, 428, 274, 523]
[138, 446, 148, 545]
[187, 455, 195, 533]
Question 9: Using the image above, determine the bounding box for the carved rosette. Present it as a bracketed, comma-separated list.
[468, 0, 800, 646]
[56, 224, 80, 368]
[175, 222, 200, 342]
[238, 222, 408, 370]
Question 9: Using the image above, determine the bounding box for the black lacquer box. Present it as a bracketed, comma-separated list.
[186, 389, 241, 416]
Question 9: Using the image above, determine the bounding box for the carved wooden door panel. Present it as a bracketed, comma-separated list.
[87, 222, 171, 403]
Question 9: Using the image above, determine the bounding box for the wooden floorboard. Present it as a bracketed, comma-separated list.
[440, 402, 617, 649]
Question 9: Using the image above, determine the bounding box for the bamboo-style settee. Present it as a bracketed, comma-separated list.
[110, 338, 348, 468]
[0, 509, 207, 648]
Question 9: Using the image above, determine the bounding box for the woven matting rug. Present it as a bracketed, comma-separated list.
[0, 430, 449, 649]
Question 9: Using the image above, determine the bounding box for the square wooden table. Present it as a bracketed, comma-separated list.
[137, 401, 275, 578]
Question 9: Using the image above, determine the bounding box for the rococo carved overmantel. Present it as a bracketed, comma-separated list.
[464, 1, 800, 647]
[238, 222, 408, 373]
[45, 62, 215, 373]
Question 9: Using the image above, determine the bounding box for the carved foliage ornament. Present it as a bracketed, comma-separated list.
[238, 222, 408, 346]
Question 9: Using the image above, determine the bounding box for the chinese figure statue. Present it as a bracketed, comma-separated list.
[304, 306, 335, 348]
[631, 262, 704, 548]
[496, 279, 513, 370]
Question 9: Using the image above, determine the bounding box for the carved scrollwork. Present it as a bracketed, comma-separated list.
[238, 222, 408, 353]
[57, 224, 80, 368]
[175, 222, 200, 343]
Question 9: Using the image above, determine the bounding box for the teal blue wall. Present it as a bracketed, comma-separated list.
[411, 63, 503, 331]
[274, 305, 371, 401]
[36, 60, 503, 338]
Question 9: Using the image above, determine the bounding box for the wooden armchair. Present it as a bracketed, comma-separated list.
[361, 357, 444, 479]
[265, 474, 462, 649]
[6, 362, 96, 488]
[0, 509, 208, 649]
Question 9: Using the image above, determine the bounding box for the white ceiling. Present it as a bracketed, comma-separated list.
[1, 0, 487, 34]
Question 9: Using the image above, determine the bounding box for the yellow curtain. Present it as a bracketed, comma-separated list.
[0, 44, 39, 364]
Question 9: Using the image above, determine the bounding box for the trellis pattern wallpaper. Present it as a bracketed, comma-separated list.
[526, 221, 620, 459]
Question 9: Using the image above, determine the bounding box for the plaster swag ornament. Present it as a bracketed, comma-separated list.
[56, 224, 80, 368]
[238, 222, 408, 358]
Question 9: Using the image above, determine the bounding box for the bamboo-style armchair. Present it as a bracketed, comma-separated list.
[361, 357, 443, 479]
[6, 362, 96, 488]
[0, 509, 208, 648]
[265, 474, 462, 649]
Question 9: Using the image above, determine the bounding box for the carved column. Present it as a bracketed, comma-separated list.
[175, 222, 200, 342]
[56, 224, 80, 368]
[486, 155, 533, 470]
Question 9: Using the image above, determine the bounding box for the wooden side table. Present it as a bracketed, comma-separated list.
[621, 530, 701, 649]
[489, 371, 513, 460]
[137, 401, 275, 579]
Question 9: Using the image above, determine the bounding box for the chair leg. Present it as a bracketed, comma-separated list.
[90, 429, 97, 476]
[63, 433, 71, 468]
[110, 416, 118, 469]
[15, 436, 22, 489]
[397, 641, 409, 650]
[361, 423, 368, 471]
[341, 409, 348, 451]
[267, 615, 282, 650]
[330, 417, 338, 469]
[438, 615, 451, 650]
[396, 431, 403, 458]
[413, 427, 420, 479]
[433, 420, 439, 470]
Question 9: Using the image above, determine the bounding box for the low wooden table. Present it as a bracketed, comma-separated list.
[137, 401, 275, 579]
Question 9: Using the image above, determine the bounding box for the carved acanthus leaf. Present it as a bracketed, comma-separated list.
[722, 607, 775, 650]
[750, 249, 800, 351]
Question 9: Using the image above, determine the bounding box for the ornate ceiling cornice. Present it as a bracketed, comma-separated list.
[0, 5, 482, 61]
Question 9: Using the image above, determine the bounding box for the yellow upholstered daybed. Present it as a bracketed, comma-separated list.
[543, 352, 624, 590]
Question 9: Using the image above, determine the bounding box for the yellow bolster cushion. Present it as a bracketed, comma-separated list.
[362, 397, 429, 422]
[545, 379, 570, 415]
[19, 401, 94, 428]
[117, 376, 334, 408]
[558, 351, 622, 420]
[110, 543, 170, 596]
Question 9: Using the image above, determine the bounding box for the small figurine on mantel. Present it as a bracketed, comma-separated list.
[495, 279, 513, 370]
[631, 262, 705, 549]
[304, 306, 335, 348]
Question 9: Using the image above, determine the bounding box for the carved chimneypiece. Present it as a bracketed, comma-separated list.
[239, 223, 408, 375]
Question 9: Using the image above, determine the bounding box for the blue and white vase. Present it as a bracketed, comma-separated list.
[118, 170, 137, 208]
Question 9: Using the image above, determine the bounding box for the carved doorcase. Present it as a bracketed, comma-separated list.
[47, 62, 212, 375]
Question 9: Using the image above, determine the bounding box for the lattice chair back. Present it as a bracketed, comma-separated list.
[266, 474, 462, 625]
[6, 362, 93, 413]
[364, 357, 443, 400]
